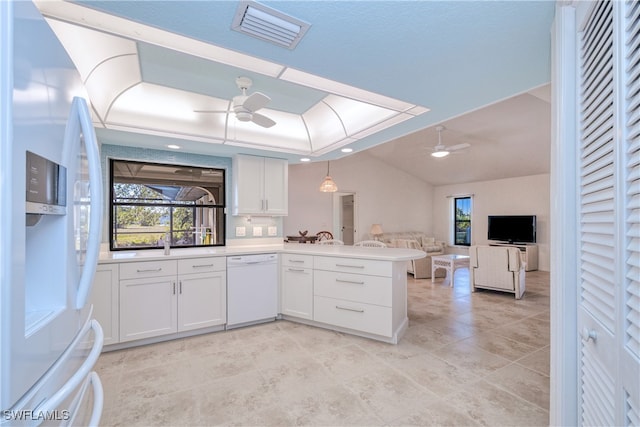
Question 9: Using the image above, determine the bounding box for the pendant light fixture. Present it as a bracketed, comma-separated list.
[319, 161, 338, 192]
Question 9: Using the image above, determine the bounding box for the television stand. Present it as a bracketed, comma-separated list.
[488, 242, 538, 271]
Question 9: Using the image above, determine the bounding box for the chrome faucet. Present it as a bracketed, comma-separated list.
[164, 233, 171, 255]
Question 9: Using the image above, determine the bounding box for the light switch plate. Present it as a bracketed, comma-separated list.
[253, 226, 263, 236]
[267, 226, 277, 236]
[235, 226, 246, 237]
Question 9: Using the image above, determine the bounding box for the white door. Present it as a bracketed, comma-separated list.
[119, 277, 177, 342]
[575, 1, 640, 425]
[281, 266, 313, 320]
[333, 192, 356, 245]
[263, 157, 288, 215]
[177, 271, 226, 332]
[88, 264, 119, 346]
[233, 154, 264, 214]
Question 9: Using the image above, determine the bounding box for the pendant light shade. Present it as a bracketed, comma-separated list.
[319, 161, 338, 192]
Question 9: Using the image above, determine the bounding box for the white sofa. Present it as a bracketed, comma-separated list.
[469, 245, 526, 299]
[375, 232, 445, 279]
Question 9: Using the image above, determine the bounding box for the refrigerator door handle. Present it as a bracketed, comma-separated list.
[62, 371, 103, 427]
[34, 319, 104, 418]
[72, 97, 104, 309]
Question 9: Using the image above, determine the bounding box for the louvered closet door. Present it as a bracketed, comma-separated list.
[622, 1, 640, 424]
[577, 1, 640, 425]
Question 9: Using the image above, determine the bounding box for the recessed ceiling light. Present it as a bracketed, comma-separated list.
[341, 148, 353, 153]
[167, 144, 181, 150]
[300, 157, 311, 162]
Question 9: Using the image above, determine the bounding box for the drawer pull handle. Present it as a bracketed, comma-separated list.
[336, 279, 365, 285]
[192, 264, 214, 268]
[137, 268, 162, 273]
[335, 264, 365, 269]
[172, 282, 176, 295]
[287, 268, 306, 272]
[288, 259, 305, 263]
[335, 305, 365, 313]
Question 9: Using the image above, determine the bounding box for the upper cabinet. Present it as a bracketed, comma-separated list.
[232, 154, 288, 216]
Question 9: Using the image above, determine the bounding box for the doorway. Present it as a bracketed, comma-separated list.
[332, 192, 356, 245]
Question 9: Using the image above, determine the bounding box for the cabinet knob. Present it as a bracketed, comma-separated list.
[581, 327, 597, 343]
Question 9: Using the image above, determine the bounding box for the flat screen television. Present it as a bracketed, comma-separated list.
[487, 215, 537, 244]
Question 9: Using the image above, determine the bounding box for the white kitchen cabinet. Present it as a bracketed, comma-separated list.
[120, 275, 177, 342]
[177, 258, 226, 332]
[118, 258, 225, 343]
[89, 263, 119, 345]
[280, 253, 313, 320]
[232, 154, 288, 215]
[312, 255, 407, 343]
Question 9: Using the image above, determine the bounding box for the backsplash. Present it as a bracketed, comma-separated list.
[99, 144, 283, 246]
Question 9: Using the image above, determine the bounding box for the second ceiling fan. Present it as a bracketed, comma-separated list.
[430, 125, 470, 158]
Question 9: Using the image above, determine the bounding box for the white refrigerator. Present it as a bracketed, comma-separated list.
[1, 1, 104, 425]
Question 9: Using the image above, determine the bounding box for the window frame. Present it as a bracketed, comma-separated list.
[453, 196, 472, 246]
[108, 159, 226, 251]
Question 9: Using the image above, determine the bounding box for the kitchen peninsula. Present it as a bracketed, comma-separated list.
[95, 244, 425, 350]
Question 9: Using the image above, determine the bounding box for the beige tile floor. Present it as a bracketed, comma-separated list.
[96, 269, 550, 426]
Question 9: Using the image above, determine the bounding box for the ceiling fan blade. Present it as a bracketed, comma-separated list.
[447, 143, 471, 151]
[194, 109, 228, 113]
[243, 91, 270, 112]
[251, 112, 276, 128]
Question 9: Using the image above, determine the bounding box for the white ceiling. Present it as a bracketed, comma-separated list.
[365, 86, 551, 186]
[34, 0, 555, 186]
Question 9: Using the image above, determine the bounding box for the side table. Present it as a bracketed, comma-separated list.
[431, 254, 470, 287]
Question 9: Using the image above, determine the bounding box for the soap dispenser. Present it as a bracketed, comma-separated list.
[164, 233, 171, 255]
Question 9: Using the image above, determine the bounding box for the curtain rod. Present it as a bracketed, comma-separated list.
[446, 193, 474, 198]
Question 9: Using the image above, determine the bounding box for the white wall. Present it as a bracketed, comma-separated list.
[432, 173, 550, 271]
[285, 152, 434, 241]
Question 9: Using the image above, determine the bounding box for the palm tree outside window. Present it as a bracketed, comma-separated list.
[454, 197, 472, 246]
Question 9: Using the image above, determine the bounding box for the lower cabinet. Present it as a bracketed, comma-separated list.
[89, 264, 119, 346]
[313, 256, 396, 338]
[118, 257, 226, 343]
[280, 254, 314, 320]
[177, 258, 226, 332]
[120, 274, 178, 342]
[280, 254, 407, 342]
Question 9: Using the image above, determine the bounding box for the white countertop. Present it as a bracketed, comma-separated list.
[99, 243, 425, 264]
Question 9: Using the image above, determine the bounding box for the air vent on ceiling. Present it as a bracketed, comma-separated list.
[232, 1, 310, 50]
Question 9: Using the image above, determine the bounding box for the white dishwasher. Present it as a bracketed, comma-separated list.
[226, 253, 278, 329]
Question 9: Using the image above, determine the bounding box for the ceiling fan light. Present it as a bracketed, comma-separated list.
[235, 111, 252, 122]
[431, 150, 450, 158]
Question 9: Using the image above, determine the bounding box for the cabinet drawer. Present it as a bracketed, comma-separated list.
[281, 253, 313, 268]
[120, 260, 177, 280]
[314, 270, 391, 307]
[178, 257, 225, 275]
[314, 256, 391, 277]
[314, 295, 392, 337]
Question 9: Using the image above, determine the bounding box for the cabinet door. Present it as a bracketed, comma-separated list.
[177, 271, 226, 332]
[89, 264, 119, 345]
[233, 154, 264, 215]
[281, 266, 313, 320]
[120, 276, 177, 342]
[263, 157, 288, 215]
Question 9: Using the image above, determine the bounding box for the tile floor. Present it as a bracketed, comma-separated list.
[96, 269, 550, 426]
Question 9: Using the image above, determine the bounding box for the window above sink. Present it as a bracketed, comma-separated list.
[109, 159, 226, 251]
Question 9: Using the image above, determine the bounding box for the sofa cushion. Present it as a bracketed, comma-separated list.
[421, 236, 435, 246]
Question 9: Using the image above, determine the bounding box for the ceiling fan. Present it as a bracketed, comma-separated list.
[430, 125, 470, 158]
[195, 76, 276, 128]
